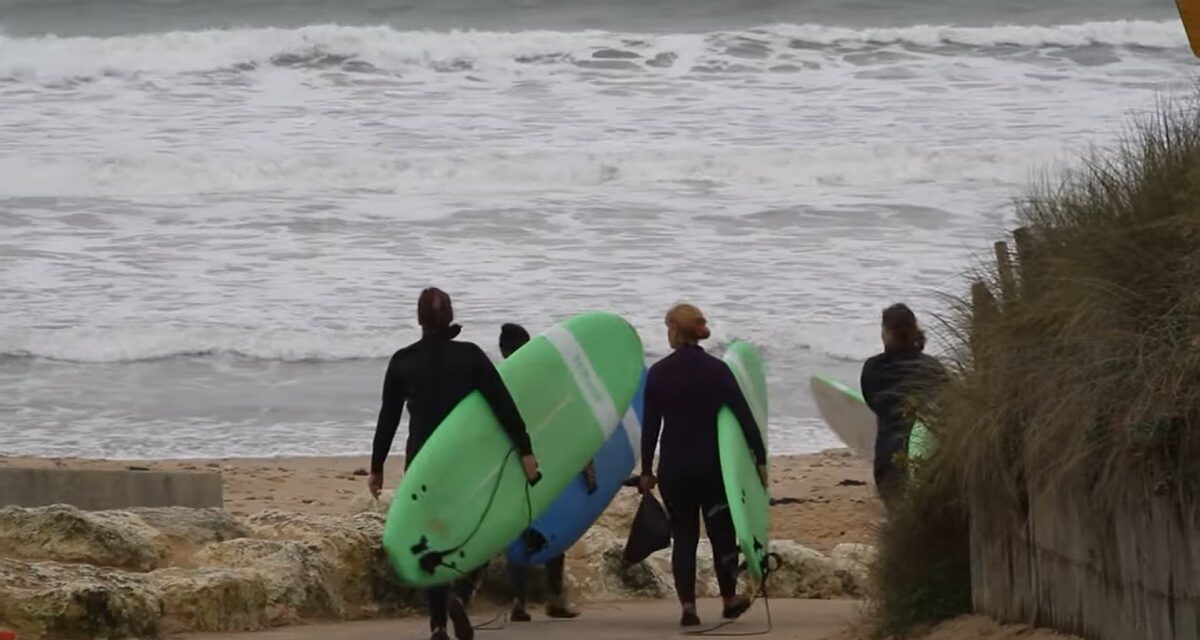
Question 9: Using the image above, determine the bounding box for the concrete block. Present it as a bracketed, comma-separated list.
[0, 468, 222, 510]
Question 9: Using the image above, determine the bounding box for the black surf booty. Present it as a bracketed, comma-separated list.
[722, 595, 752, 620]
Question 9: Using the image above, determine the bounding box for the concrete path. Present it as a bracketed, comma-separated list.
[181, 599, 863, 640]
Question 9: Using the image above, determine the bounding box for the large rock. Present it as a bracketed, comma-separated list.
[764, 540, 848, 599]
[567, 525, 673, 600]
[829, 543, 875, 597]
[641, 539, 863, 600]
[244, 510, 416, 615]
[0, 505, 167, 570]
[0, 558, 162, 640]
[345, 490, 393, 515]
[128, 507, 251, 547]
[194, 538, 346, 623]
[830, 542, 877, 567]
[594, 490, 639, 535]
[148, 567, 270, 633]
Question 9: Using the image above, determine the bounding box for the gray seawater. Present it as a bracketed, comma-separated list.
[0, 0, 1194, 458]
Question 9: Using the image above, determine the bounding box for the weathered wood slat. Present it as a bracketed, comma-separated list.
[968, 480, 1200, 640]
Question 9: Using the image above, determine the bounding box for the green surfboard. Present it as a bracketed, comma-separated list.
[717, 341, 770, 580]
[382, 311, 644, 587]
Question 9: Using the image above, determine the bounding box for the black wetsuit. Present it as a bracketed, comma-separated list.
[372, 335, 532, 474]
[641, 344, 768, 602]
[860, 349, 946, 503]
[371, 334, 533, 632]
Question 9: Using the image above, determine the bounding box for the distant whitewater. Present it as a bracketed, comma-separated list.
[0, 0, 1193, 458]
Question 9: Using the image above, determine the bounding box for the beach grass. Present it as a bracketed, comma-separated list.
[870, 94, 1200, 636]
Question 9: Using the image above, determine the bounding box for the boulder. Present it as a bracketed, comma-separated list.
[830, 543, 876, 597]
[0, 505, 167, 570]
[763, 540, 847, 599]
[567, 525, 673, 600]
[594, 490, 639, 535]
[640, 539, 859, 600]
[148, 567, 270, 633]
[830, 542, 877, 567]
[128, 507, 252, 546]
[0, 558, 162, 640]
[243, 510, 417, 614]
[346, 491, 393, 515]
[194, 538, 346, 623]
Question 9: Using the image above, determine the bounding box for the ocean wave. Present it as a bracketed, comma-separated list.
[0, 142, 1067, 198]
[0, 330, 401, 363]
[769, 19, 1184, 49]
[0, 20, 1183, 80]
[1, 323, 877, 365]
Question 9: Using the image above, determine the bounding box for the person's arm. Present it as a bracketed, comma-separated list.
[640, 367, 663, 478]
[471, 345, 534, 457]
[860, 356, 884, 414]
[368, 359, 404, 497]
[721, 367, 767, 467]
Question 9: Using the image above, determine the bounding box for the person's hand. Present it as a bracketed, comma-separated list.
[521, 454, 541, 483]
[368, 471, 384, 499]
[582, 461, 598, 494]
[637, 473, 657, 494]
[757, 464, 769, 489]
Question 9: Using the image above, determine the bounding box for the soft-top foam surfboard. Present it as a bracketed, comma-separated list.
[717, 341, 770, 580]
[809, 375, 932, 463]
[383, 311, 644, 587]
[506, 368, 645, 567]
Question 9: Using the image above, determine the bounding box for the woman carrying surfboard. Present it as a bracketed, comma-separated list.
[368, 288, 541, 640]
[860, 303, 946, 507]
[639, 303, 767, 628]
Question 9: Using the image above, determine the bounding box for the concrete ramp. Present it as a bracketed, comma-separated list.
[183, 599, 862, 640]
[0, 467, 222, 510]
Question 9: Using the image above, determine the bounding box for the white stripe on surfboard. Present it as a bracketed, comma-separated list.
[621, 404, 642, 460]
[544, 325, 620, 438]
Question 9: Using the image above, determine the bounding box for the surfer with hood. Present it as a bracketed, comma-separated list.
[639, 303, 767, 627]
[860, 303, 946, 506]
[368, 288, 541, 640]
[498, 322, 589, 622]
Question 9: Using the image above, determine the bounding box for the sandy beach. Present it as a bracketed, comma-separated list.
[0, 449, 880, 554]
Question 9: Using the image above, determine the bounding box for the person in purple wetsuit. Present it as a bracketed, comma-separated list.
[638, 303, 768, 628]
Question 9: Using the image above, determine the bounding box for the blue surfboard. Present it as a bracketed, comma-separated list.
[506, 368, 646, 567]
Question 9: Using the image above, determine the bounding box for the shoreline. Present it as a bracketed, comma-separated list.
[0, 449, 881, 553]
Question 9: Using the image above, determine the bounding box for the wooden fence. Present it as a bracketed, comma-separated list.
[969, 479, 1200, 640]
[966, 229, 1200, 639]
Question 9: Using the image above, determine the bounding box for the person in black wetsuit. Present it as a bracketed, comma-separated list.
[497, 323, 588, 622]
[638, 303, 767, 628]
[367, 288, 541, 640]
[860, 303, 947, 507]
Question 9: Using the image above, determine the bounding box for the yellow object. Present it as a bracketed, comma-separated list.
[1179, 0, 1200, 57]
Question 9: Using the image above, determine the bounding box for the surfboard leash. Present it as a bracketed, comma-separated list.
[413, 445, 537, 633]
[684, 551, 783, 637]
[416, 447, 524, 576]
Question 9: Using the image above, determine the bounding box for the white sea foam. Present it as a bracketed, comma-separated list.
[0, 20, 1184, 81]
[0, 14, 1192, 458]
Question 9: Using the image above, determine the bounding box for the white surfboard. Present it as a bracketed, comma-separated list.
[809, 375, 877, 463]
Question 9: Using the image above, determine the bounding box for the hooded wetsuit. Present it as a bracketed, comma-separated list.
[371, 334, 532, 474]
[371, 332, 533, 632]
